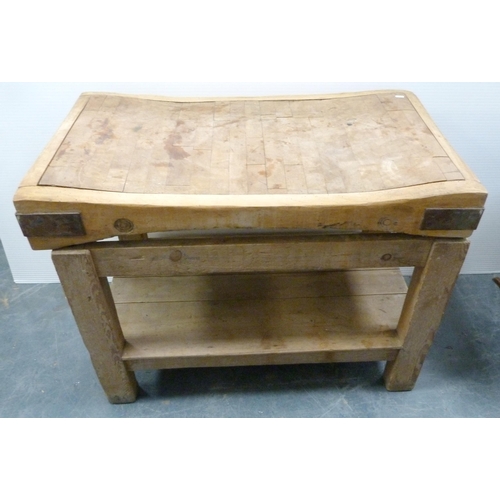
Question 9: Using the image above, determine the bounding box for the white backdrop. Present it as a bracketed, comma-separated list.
[1, 82, 499, 283]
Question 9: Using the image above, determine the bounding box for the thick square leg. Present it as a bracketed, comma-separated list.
[384, 239, 470, 391]
[52, 249, 138, 403]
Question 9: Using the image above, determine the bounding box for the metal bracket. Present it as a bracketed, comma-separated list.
[16, 212, 86, 238]
[420, 208, 484, 231]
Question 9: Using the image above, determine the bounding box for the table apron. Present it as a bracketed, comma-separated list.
[81, 235, 437, 278]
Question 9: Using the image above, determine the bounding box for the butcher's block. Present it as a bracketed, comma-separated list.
[14, 90, 486, 250]
[13, 90, 487, 403]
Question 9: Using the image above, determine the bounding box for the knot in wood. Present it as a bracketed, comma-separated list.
[169, 249, 183, 262]
[114, 218, 134, 233]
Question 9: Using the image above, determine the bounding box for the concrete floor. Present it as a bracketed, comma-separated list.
[1, 239, 499, 418]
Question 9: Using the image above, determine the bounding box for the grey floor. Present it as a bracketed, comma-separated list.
[1, 239, 499, 418]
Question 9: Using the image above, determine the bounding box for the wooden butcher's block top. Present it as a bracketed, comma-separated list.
[14, 90, 487, 249]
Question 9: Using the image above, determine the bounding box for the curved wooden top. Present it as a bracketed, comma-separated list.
[14, 90, 487, 249]
[39, 92, 464, 195]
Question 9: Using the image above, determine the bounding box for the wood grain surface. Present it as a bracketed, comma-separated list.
[39, 93, 464, 195]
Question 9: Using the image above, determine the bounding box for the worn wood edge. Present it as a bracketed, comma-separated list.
[18, 94, 91, 188]
[14, 183, 486, 249]
[79, 88, 414, 104]
[14, 177, 487, 209]
[122, 349, 400, 371]
[404, 91, 482, 183]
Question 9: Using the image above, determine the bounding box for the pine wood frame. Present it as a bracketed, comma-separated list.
[52, 233, 468, 403]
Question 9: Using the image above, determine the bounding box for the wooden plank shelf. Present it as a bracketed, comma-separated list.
[111, 269, 407, 371]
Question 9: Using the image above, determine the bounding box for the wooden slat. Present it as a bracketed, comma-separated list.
[15, 183, 487, 250]
[123, 344, 401, 371]
[91, 234, 433, 277]
[114, 269, 406, 371]
[112, 269, 407, 303]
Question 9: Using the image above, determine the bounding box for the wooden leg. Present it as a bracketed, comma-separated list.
[52, 249, 138, 403]
[384, 239, 469, 391]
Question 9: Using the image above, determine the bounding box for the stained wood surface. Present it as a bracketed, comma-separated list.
[111, 269, 406, 370]
[39, 93, 464, 195]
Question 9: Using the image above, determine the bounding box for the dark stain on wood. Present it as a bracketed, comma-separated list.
[164, 133, 191, 160]
[94, 118, 116, 145]
[55, 141, 71, 159]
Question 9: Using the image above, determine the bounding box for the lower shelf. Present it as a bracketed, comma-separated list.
[111, 269, 407, 371]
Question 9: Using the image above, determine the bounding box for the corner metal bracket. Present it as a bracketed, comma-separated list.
[420, 208, 484, 231]
[16, 212, 86, 238]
